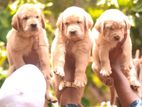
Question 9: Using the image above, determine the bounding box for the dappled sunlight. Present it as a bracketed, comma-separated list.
[0, 0, 142, 106]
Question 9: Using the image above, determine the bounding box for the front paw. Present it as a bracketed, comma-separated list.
[45, 92, 57, 103]
[92, 62, 100, 72]
[54, 66, 65, 77]
[100, 68, 112, 76]
[121, 65, 131, 76]
[129, 77, 141, 89]
[105, 77, 113, 86]
[73, 76, 87, 87]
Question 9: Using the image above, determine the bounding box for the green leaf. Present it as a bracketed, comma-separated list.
[131, 0, 142, 12]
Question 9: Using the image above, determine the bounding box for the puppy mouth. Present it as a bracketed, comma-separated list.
[111, 34, 121, 41]
[30, 23, 39, 31]
[69, 30, 77, 35]
[69, 33, 79, 39]
[113, 36, 120, 41]
[67, 29, 83, 40]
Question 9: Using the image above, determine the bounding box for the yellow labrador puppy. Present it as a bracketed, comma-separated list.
[6, 4, 52, 102]
[51, 6, 93, 107]
[92, 9, 140, 104]
[92, 9, 140, 87]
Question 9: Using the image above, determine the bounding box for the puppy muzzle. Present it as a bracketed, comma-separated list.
[30, 23, 38, 31]
[113, 35, 120, 41]
[69, 29, 77, 35]
[31, 23, 37, 28]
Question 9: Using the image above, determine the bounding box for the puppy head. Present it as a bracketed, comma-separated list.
[12, 4, 45, 32]
[103, 21, 126, 42]
[56, 6, 93, 40]
[95, 9, 131, 42]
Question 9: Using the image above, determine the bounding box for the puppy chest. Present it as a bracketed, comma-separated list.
[12, 36, 34, 54]
[23, 49, 40, 67]
[65, 50, 75, 64]
[65, 40, 90, 54]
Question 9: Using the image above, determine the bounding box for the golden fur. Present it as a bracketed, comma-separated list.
[51, 6, 93, 106]
[91, 9, 140, 104]
[6, 4, 52, 101]
[92, 9, 140, 87]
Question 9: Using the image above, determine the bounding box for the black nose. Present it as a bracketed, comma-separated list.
[31, 23, 37, 28]
[70, 30, 76, 35]
[114, 35, 120, 41]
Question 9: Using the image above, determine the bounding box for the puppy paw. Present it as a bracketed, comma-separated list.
[59, 81, 64, 91]
[100, 69, 112, 76]
[54, 66, 65, 77]
[73, 76, 87, 87]
[129, 78, 141, 88]
[45, 92, 57, 103]
[92, 62, 100, 72]
[121, 65, 131, 76]
[105, 77, 113, 86]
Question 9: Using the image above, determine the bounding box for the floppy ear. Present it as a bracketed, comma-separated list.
[124, 16, 131, 36]
[84, 13, 94, 30]
[95, 19, 104, 34]
[12, 14, 20, 31]
[41, 14, 45, 28]
[56, 13, 64, 32]
[124, 16, 131, 30]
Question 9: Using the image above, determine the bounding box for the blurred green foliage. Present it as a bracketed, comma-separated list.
[0, 0, 142, 106]
[0, 42, 7, 87]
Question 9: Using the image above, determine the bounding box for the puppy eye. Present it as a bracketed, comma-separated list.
[119, 26, 123, 29]
[65, 22, 69, 26]
[77, 21, 81, 24]
[109, 27, 114, 30]
[23, 16, 28, 20]
[36, 16, 39, 18]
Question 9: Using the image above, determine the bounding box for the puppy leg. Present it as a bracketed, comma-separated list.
[99, 45, 112, 76]
[37, 44, 50, 79]
[121, 58, 140, 88]
[51, 36, 65, 77]
[36, 30, 51, 78]
[7, 51, 15, 75]
[8, 51, 25, 75]
[128, 64, 141, 88]
[120, 44, 131, 75]
[36, 30, 56, 102]
[92, 42, 100, 72]
[73, 52, 88, 87]
[54, 75, 62, 100]
[110, 86, 116, 105]
[7, 66, 15, 75]
[121, 38, 140, 88]
[53, 44, 65, 77]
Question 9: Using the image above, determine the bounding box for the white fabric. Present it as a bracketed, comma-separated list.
[0, 64, 46, 107]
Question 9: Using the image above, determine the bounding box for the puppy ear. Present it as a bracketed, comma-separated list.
[84, 13, 93, 30]
[12, 14, 20, 31]
[41, 14, 45, 28]
[95, 19, 104, 34]
[56, 13, 63, 31]
[124, 16, 131, 36]
[124, 16, 131, 30]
